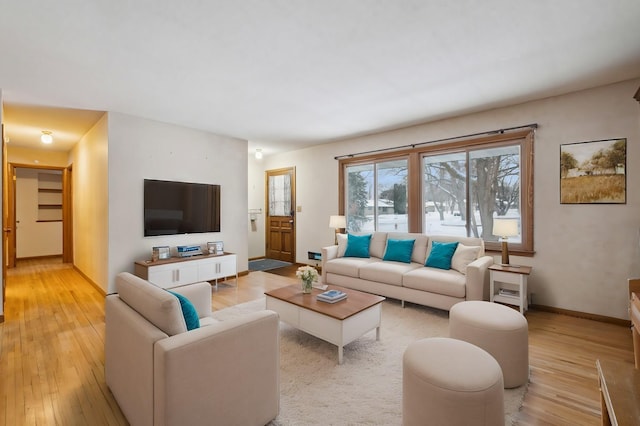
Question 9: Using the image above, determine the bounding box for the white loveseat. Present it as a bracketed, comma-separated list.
[105, 272, 280, 426]
[321, 232, 493, 311]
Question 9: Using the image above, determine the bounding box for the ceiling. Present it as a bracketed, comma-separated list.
[1, 1, 639, 155]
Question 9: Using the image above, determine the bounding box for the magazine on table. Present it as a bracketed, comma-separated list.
[317, 289, 348, 303]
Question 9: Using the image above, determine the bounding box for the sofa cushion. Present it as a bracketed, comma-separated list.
[359, 261, 422, 286]
[383, 239, 415, 263]
[336, 233, 348, 257]
[344, 233, 372, 258]
[167, 290, 200, 331]
[324, 257, 379, 278]
[427, 235, 486, 257]
[425, 241, 459, 270]
[403, 267, 467, 298]
[451, 244, 482, 275]
[115, 272, 187, 336]
[387, 232, 429, 264]
[369, 232, 389, 259]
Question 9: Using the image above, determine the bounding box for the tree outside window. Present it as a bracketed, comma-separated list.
[345, 159, 408, 232]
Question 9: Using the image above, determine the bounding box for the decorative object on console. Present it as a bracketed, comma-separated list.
[329, 215, 346, 245]
[296, 265, 318, 294]
[152, 246, 171, 261]
[207, 241, 224, 254]
[492, 218, 519, 266]
[177, 245, 203, 257]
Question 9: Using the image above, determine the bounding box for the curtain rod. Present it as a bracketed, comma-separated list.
[334, 123, 538, 160]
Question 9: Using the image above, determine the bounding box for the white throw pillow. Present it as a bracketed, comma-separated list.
[451, 244, 481, 275]
[337, 233, 348, 257]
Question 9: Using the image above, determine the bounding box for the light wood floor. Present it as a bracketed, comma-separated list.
[0, 258, 634, 425]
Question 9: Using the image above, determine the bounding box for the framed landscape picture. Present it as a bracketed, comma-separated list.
[560, 138, 626, 204]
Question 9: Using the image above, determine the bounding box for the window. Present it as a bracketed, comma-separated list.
[424, 144, 522, 244]
[345, 158, 408, 233]
[340, 130, 534, 254]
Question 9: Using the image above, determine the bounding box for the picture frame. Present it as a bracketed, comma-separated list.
[560, 138, 626, 204]
[208, 241, 224, 254]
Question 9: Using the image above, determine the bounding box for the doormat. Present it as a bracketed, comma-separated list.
[249, 259, 293, 272]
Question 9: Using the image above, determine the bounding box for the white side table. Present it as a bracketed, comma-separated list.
[489, 264, 532, 314]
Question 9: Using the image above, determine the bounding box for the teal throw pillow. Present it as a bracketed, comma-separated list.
[383, 239, 415, 263]
[425, 241, 459, 270]
[168, 290, 200, 331]
[343, 234, 372, 258]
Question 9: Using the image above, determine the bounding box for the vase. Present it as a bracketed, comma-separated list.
[301, 278, 314, 294]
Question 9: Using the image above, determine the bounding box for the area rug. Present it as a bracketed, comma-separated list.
[248, 259, 293, 272]
[212, 298, 527, 425]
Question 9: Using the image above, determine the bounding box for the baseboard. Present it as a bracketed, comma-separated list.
[530, 303, 630, 327]
[248, 256, 266, 261]
[73, 265, 107, 296]
[17, 254, 62, 261]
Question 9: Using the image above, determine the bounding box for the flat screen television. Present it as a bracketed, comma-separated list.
[144, 179, 221, 236]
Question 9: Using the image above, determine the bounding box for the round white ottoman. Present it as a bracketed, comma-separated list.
[403, 337, 504, 426]
[449, 301, 529, 388]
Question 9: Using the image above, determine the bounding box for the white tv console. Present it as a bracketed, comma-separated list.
[134, 252, 237, 289]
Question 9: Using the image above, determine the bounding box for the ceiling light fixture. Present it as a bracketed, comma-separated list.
[255, 149, 263, 159]
[41, 130, 53, 144]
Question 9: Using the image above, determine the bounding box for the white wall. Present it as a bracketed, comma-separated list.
[8, 146, 69, 167]
[14, 168, 62, 258]
[247, 154, 266, 259]
[70, 113, 109, 290]
[251, 78, 640, 320]
[107, 112, 248, 294]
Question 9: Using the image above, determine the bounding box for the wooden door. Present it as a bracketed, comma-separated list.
[62, 166, 73, 263]
[5, 163, 15, 268]
[265, 167, 295, 262]
[2, 126, 7, 318]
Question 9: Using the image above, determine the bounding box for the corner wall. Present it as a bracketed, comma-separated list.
[70, 113, 109, 291]
[251, 78, 640, 319]
[107, 112, 248, 294]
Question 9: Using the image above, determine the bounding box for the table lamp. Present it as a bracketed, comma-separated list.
[329, 215, 346, 245]
[492, 218, 519, 266]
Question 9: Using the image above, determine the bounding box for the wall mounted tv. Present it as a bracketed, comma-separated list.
[144, 179, 221, 237]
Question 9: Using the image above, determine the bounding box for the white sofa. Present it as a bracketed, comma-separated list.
[105, 272, 280, 426]
[321, 232, 493, 311]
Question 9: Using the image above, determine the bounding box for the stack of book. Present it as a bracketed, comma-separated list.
[317, 289, 347, 303]
[499, 288, 519, 297]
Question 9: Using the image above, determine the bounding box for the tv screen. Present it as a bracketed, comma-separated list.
[144, 179, 221, 236]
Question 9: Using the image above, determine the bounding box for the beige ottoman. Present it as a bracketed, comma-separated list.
[450, 300, 529, 388]
[403, 337, 504, 426]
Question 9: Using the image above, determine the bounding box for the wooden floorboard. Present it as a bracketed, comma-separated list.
[0, 259, 634, 425]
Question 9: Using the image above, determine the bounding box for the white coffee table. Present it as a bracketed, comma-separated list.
[265, 285, 385, 364]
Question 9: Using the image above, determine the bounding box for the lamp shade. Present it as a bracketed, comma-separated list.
[492, 218, 519, 238]
[329, 215, 346, 229]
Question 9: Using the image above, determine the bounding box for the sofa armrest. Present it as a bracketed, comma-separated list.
[154, 310, 280, 426]
[321, 245, 338, 284]
[465, 256, 494, 301]
[105, 295, 168, 426]
[170, 281, 212, 319]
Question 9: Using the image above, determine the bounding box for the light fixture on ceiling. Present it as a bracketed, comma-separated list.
[255, 149, 263, 159]
[41, 131, 53, 144]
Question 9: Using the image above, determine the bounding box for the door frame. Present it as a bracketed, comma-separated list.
[8, 163, 73, 266]
[265, 167, 296, 263]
